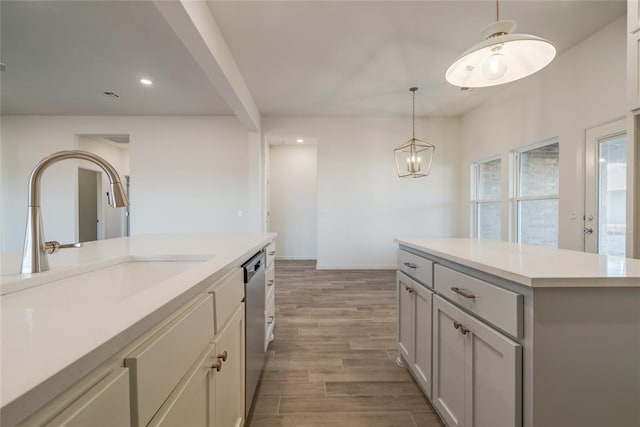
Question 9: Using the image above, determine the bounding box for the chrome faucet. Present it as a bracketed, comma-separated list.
[21, 150, 129, 274]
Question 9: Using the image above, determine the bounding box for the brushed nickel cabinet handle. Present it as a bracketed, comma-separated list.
[403, 262, 417, 269]
[211, 359, 222, 372]
[451, 287, 475, 299]
[267, 280, 274, 286]
[268, 316, 275, 325]
[268, 251, 276, 255]
[217, 351, 228, 362]
[453, 321, 469, 335]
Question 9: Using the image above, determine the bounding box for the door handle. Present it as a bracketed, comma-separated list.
[583, 228, 593, 235]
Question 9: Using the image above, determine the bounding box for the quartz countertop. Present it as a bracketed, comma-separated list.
[395, 238, 640, 287]
[0, 233, 276, 419]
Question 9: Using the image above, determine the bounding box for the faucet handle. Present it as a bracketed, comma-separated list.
[44, 241, 82, 254]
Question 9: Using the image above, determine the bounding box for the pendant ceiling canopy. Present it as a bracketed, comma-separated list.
[445, 0, 556, 88]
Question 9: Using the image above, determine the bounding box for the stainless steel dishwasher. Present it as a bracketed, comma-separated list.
[242, 251, 266, 418]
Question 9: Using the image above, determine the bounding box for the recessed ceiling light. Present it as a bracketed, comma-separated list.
[296, 138, 304, 143]
[140, 78, 153, 86]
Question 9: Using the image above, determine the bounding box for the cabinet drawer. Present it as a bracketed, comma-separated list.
[126, 294, 214, 427]
[147, 344, 216, 427]
[266, 241, 276, 267]
[210, 268, 244, 333]
[434, 265, 522, 338]
[398, 249, 433, 287]
[47, 369, 130, 427]
[266, 264, 275, 302]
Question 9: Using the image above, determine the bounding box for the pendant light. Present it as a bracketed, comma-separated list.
[394, 87, 435, 178]
[445, 0, 556, 88]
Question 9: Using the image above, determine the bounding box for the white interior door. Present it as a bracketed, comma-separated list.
[585, 119, 627, 255]
[78, 168, 101, 242]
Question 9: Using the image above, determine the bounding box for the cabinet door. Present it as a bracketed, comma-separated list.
[265, 292, 275, 350]
[213, 305, 245, 427]
[148, 344, 216, 427]
[463, 306, 522, 427]
[397, 272, 414, 364]
[47, 369, 130, 427]
[628, 28, 640, 111]
[412, 283, 433, 398]
[433, 296, 466, 427]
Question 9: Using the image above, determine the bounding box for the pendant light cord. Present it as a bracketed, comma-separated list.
[412, 89, 415, 140]
[496, 0, 500, 22]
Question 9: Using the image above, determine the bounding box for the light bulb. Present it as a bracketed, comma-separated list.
[482, 47, 507, 80]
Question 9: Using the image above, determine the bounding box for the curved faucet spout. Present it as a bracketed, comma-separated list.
[21, 150, 129, 274]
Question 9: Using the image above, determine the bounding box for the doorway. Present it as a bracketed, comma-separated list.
[585, 119, 627, 256]
[267, 137, 318, 260]
[78, 168, 101, 242]
[75, 134, 130, 242]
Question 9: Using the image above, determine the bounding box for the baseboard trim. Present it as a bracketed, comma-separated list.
[275, 256, 317, 261]
[315, 264, 396, 270]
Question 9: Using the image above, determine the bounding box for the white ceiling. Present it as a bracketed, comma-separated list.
[0, 1, 232, 115]
[0, 1, 626, 118]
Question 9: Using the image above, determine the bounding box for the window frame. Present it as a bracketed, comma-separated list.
[470, 154, 502, 240]
[510, 137, 560, 246]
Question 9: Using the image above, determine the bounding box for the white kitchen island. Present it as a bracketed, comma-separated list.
[395, 238, 640, 427]
[1, 233, 276, 427]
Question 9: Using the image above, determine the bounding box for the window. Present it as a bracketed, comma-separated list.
[471, 157, 501, 240]
[512, 140, 559, 247]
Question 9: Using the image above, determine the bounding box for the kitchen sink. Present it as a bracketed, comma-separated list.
[0, 255, 212, 297]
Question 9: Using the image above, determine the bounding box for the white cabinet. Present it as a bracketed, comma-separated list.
[212, 305, 245, 427]
[433, 296, 522, 427]
[629, 1, 640, 111]
[264, 242, 276, 350]
[397, 271, 433, 398]
[46, 369, 130, 427]
[148, 344, 217, 427]
[126, 294, 214, 427]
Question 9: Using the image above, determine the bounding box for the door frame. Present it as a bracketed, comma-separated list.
[584, 118, 626, 254]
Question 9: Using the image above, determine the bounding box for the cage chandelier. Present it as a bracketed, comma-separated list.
[393, 87, 435, 178]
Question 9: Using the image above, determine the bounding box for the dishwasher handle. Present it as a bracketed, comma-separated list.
[244, 252, 265, 283]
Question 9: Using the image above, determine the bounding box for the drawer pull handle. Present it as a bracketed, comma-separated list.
[268, 251, 276, 256]
[211, 359, 223, 372]
[453, 321, 469, 335]
[403, 262, 417, 269]
[267, 280, 274, 286]
[268, 316, 275, 324]
[217, 351, 228, 362]
[451, 287, 475, 299]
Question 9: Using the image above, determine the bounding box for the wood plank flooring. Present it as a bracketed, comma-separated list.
[247, 260, 444, 427]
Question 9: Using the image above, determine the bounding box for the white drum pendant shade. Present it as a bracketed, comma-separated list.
[446, 20, 556, 88]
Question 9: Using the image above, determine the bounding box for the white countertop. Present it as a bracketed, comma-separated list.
[0, 233, 275, 418]
[395, 238, 640, 287]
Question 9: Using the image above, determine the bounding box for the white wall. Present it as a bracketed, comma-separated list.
[77, 136, 130, 240]
[1, 115, 253, 254]
[269, 144, 318, 259]
[263, 116, 462, 269]
[458, 16, 627, 251]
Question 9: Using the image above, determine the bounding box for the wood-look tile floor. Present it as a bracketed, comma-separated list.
[247, 260, 444, 427]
